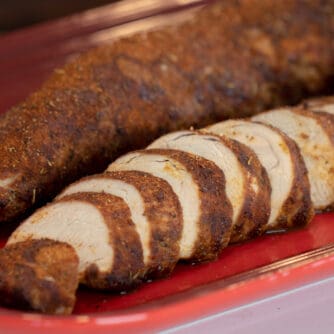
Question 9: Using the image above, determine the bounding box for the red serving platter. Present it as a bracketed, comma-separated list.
[0, 1, 334, 333]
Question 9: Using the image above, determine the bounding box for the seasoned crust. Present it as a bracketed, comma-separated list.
[253, 104, 334, 211]
[212, 134, 272, 242]
[0, 239, 79, 314]
[60, 171, 183, 278]
[271, 126, 314, 229]
[103, 171, 183, 278]
[296, 104, 334, 145]
[55, 192, 144, 291]
[252, 122, 314, 230]
[0, 0, 334, 224]
[143, 149, 233, 262]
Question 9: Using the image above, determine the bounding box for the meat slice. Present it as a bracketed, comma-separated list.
[57, 171, 183, 277]
[252, 107, 334, 210]
[302, 98, 334, 141]
[148, 130, 270, 242]
[8, 192, 144, 291]
[108, 149, 233, 261]
[0, 239, 78, 314]
[206, 120, 313, 230]
[304, 96, 334, 116]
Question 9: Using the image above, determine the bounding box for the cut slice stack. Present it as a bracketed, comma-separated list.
[3, 96, 334, 315]
[206, 120, 313, 230]
[108, 149, 233, 262]
[148, 130, 271, 242]
[252, 103, 334, 211]
[56, 171, 183, 278]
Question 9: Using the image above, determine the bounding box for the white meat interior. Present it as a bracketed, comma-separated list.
[108, 152, 200, 259]
[7, 201, 113, 274]
[309, 103, 334, 115]
[148, 130, 245, 225]
[58, 178, 150, 264]
[253, 109, 334, 209]
[207, 120, 293, 226]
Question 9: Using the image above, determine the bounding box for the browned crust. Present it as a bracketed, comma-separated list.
[142, 149, 233, 262]
[104, 171, 182, 278]
[67, 171, 183, 278]
[1, 0, 334, 224]
[0, 239, 79, 314]
[252, 122, 314, 230]
[203, 133, 272, 242]
[56, 192, 144, 291]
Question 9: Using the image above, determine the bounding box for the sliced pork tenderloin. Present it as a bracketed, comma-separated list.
[302, 98, 334, 140]
[108, 149, 233, 262]
[206, 120, 313, 230]
[8, 192, 144, 291]
[57, 171, 183, 278]
[148, 130, 271, 242]
[0, 239, 79, 315]
[252, 107, 334, 211]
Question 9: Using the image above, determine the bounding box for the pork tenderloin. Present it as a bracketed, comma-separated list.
[2, 97, 334, 315]
[1, 0, 334, 224]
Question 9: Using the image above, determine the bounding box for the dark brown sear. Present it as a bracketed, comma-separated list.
[0, 239, 79, 314]
[0, 0, 333, 224]
[57, 171, 183, 278]
[109, 149, 233, 262]
[212, 134, 272, 241]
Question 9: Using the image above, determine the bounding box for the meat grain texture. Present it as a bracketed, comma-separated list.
[206, 120, 313, 230]
[109, 149, 233, 261]
[148, 131, 271, 242]
[58, 171, 183, 278]
[0, 0, 334, 223]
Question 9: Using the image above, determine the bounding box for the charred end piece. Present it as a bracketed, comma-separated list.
[0, 239, 79, 315]
[8, 192, 145, 293]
